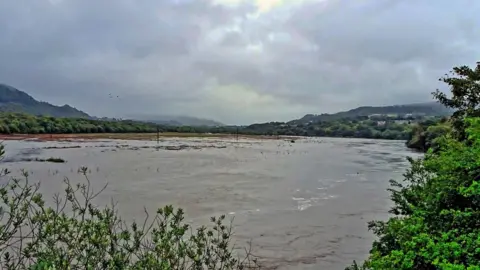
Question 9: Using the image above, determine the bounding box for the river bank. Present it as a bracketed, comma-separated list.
[0, 132, 301, 142]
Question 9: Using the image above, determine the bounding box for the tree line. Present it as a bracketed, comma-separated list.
[0, 111, 432, 141]
[243, 117, 416, 140]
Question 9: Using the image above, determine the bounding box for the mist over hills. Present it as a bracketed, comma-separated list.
[0, 83, 451, 127]
[126, 114, 224, 127]
[0, 84, 224, 126]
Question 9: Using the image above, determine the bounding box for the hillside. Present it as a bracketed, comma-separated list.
[0, 84, 90, 118]
[291, 102, 452, 124]
[128, 114, 224, 127]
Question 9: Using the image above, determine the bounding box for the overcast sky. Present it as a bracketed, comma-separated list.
[0, 0, 479, 124]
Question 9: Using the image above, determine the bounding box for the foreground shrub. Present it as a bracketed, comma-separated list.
[0, 147, 257, 269]
[348, 62, 480, 270]
[347, 119, 480, 270]
[349, 118, 480, 270]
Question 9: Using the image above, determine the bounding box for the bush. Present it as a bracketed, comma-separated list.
[347, 118, 480, 269]
[350, 62, 480, 270]
[0, 144, 258, 269]
[405, 121, 451, 152]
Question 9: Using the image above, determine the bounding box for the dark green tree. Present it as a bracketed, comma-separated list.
[433, 61, 480, 139]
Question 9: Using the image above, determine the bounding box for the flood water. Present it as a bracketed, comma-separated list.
[1, 137, 421, 269]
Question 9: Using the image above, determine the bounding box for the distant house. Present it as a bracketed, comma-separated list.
[368, 114, 383, 119]
[394, 120, 410, 125]
[377, 121, 386, 126]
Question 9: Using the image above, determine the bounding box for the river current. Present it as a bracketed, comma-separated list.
[2, 137, 421, 269]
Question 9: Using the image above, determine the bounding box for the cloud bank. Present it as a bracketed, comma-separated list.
[0, 0, 478, 124]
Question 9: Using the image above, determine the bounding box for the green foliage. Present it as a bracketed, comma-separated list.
[433, 62, 480, 139]
[349, 62, 480, 269]
[243, 117, 417, 140]
[0, 113, 161, 134]
[406, 119, 451, 152]
[0, 112, 423, 141]
[0, 154, 257, 269]
[347, 117, 480, 269]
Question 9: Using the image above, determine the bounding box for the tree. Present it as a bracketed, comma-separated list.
[424, 123, 451, 151]
[433, 61, 480, 139]
[347, 118, 480, 270]
[8, 123, 20, 134]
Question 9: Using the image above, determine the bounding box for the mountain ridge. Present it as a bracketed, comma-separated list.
[0, 83, 452, 126]
[0, 84, 90, 118]
[290, 101, 452, 124]
[0, 84, 224, 126]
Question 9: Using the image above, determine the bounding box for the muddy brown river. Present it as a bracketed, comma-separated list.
[1, 137, 421, 269]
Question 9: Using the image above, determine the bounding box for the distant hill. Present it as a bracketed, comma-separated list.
[290, 102, 453, 124]
[0, 84, 90, 118]
[128, 114, 224, 127]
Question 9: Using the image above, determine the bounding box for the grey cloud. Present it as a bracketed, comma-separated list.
[0, 0, 479, 124]
[0, 0, 236, 116]
[198, 0, 480, 112]
[289, 0, 476, 66]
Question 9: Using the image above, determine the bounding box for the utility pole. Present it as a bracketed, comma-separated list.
[156, 125, 160, 145]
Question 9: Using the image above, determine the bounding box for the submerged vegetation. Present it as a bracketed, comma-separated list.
[43, 157, 66, 163]
[18, 157, 66, 163]
[347, 62, 480, 269]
